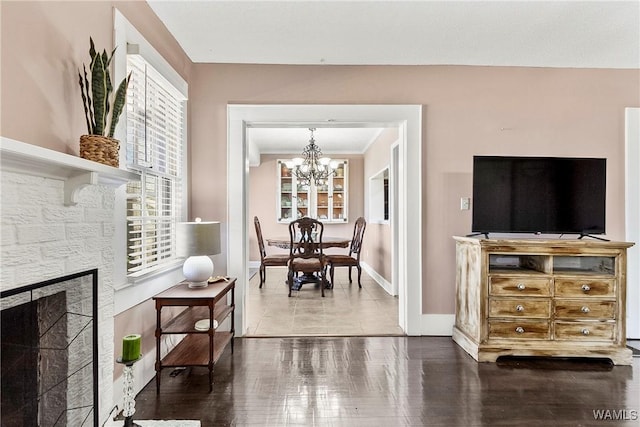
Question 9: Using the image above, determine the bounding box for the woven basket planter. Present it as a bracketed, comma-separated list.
[79, 135, 120, 167]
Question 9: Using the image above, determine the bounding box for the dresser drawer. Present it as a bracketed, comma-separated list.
[554, 300, 615, 320]
[554, 278, 614, 297]
[489, 277, 551, 296]
[488, 320, 550, 340]
[489, 298, 550, 318]
[554, 321, 615, 341]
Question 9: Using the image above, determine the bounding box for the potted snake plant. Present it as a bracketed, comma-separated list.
[78, 37, 131, 167]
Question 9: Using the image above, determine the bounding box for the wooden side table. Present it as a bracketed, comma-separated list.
[153, 278, 236, 392]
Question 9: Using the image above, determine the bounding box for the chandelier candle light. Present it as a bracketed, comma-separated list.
[177, 218, 222, 288]
[286, 128, 339, 186]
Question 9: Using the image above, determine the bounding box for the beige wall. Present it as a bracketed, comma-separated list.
[2, 2, 639, 317]
[248, 154, 364, 261]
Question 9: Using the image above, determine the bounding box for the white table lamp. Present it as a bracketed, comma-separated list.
[177, 218, 221, 288]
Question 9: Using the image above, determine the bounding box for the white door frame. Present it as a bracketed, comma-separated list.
[227, 104, 423, 336]
[625, 107, 640, 338]
[390, 141, 400, 297]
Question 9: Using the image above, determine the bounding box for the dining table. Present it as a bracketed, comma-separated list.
[266, 236, 351, 250]
[266, 236, 351, 290]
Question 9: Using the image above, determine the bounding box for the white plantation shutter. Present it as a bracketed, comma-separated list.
[126, 54, 186, 276]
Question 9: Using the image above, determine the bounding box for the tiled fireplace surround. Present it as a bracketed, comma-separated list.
[1, 138, 137, 424]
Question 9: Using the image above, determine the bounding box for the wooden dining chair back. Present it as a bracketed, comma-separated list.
[327, 216, 367, 288]
[254, 216, 289, 288]
[287, 217, 328, 297]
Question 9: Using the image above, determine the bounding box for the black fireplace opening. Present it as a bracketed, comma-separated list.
[1, 269, 98, 427]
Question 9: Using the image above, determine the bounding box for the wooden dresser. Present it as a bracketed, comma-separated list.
[452, 237, 634, 365]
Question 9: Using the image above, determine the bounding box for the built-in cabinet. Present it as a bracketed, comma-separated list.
[452, 237, 634, 365]
[277, 159, 348, 223]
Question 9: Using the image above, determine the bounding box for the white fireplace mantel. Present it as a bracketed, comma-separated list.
[1, 137, 139, 205]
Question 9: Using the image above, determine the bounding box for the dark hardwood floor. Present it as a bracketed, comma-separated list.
[133, 337, 640, 426]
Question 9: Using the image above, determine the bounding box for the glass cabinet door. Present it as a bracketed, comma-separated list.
[278, 161, 294, 222]
[277, 159, 348, 223]
[295, 181, 310, 219]
[316, 182, 330, 221]
[329, 161, 347, 222]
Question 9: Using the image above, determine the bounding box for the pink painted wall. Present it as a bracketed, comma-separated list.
[190, 64, 640, 314]
[1, 1, 192, 382]
[0, 1, 191, 153]
[2, 3, 638, 316]
[248, 154, 364, 261]
[362, 128, 398, 282]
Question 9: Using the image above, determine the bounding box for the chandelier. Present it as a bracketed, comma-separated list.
[286, 128, 338, 186]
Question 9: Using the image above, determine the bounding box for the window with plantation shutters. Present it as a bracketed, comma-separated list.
[125, 54, 187, 277]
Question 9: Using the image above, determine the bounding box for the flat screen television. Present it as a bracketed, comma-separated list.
[471, 156, 606, 236]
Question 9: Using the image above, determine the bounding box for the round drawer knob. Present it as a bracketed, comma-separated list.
[581, 284, 591, 292]
[515, 304, 524, 312]
[515, 326, 525, 334]
[581, 328, 590, 336]
[517, 283, 526, 291]
[581, 306, 590, 313]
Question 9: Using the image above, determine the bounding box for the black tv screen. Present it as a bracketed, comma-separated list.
[472, 156, 606, 235]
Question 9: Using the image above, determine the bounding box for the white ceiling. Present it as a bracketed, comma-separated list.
[146, 0, 639, 156]
[147, 0, 639, 68]
[247, 126, 385, 155]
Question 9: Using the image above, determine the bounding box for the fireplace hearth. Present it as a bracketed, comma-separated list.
[1, 269, 98, 427]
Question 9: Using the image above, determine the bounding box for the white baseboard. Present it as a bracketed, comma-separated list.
[420, 314, 455, 336]
[361, 262, 454, 336]
[360, 261, 394, 295]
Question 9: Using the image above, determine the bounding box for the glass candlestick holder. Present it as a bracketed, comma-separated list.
[116, 355, 142, 427]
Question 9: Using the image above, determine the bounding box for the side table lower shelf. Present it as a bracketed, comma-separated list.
[160, 332, 233, 367]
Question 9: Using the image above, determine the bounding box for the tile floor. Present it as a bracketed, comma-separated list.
[245, 266, 403, 336]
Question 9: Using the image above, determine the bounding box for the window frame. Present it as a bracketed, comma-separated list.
[113, 9, 188, 286]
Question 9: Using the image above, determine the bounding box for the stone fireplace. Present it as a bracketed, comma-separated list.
[1, 137, 138, 425]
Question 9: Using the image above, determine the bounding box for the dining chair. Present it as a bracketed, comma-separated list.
[327, 216, 367, 288]
[254, 216, 289, 288]
[287, 217, 328, 297]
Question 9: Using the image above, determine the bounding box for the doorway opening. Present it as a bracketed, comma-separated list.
[227, 105, 423, 337]
[245, 125, 400, 336]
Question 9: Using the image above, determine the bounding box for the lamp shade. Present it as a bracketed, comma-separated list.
[177, 220, 221, 288]
[177, 220, 221, 257]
